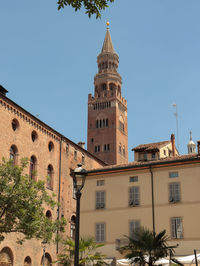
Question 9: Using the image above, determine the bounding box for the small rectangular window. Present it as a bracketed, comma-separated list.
[169, 172, 179, 178]
[152, 153, 156, 159]
[129, 187, 140, 206]
[97, 180, 105, 186]
[96, 223, 105, 243]
[129, 220, 140, 239]
[74, 150, 77, 160]
[82, 153, 85, 165]
[129, 176, 138, 183]
[96, 191, 105, 209]
[171, 217, 183, 239]
[169, 182, 180, 203]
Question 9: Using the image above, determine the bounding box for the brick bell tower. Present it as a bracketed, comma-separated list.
[87, 22, 128, 165]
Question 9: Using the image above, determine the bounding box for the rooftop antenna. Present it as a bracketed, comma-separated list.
[172, 103, 180, 152]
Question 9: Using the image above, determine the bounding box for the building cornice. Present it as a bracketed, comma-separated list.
[87, 154, 200, 176]
[0, 93, 107, 166]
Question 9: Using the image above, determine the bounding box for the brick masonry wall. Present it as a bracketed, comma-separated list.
[0, 95, 104, 265]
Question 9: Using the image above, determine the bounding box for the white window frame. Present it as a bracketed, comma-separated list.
[96, 223, 105, 243]
[129, 220, 140, 239]
[171, 217, 183, 239]
[97, 180, 105, 186]
[96, 191, 105, 209]
[129, 186, 140, 206]
[169, 182, 180, 203]
[169, 172, 179, 178]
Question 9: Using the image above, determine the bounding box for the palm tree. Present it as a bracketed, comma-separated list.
[119, 227, 177, 266]
[57, 236, 107, 266]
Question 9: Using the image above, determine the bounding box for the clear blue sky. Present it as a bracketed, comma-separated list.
[1, 0, 200, 160]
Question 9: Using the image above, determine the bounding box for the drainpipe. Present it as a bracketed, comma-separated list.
[149, 166, 155, 235]
[56, 136, 63, 254]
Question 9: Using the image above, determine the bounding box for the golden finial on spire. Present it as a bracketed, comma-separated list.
[106, 20, 110, 29]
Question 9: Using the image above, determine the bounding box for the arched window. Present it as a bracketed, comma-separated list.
[10, 145, 18, 165]
[70, 215, 76, 240]
[123, 146, 125, 157]
[40, 253, 52, 266]
[109, 83, 116, 91]
[46, 210, 52, 219]
[0, 247, 14, 265]
[24, 256, 32, 266]
[47, 165, 53, 190]
[119, 116, 125, 132]
[31, 131, 38, 142]
[101, 83, 106, 91]
[30, 156, 37, 180]
[119, 143, 122, 154]
[11, 118, 19, 131]
[96, 120, 99, 128]
[48, 141, 54, 152]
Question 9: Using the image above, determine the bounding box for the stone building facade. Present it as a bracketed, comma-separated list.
[80, 149, 200, 259]
[0, 85, 105, 265]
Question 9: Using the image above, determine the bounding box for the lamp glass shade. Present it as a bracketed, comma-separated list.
[72, 164, 87, 192]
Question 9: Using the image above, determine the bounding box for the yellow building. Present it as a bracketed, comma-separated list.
[81, 139, 200, 259]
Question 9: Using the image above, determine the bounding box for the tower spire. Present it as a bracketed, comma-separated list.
[187, 131, 196, 154]
[101, 21, 116, 54]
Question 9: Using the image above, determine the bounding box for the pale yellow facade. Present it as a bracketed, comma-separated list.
[80, 154, 200, 259]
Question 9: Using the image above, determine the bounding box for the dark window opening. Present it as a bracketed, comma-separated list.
[47, 164, 53, 190]
[30, 155, 37, 180]
[12, 118, 19, 131]
[102, 83, 106, 91]
[31, 130, 38, 142]
[48, 141, 54, 152]
[46, 210, 52, 219]
[10, 145, 18, 165]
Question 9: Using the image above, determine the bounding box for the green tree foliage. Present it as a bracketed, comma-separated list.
[119, 227, 178, 266]
[0, 158, 66, 244]
[57, 0, 115, 18]
[57, 236, 107, 266]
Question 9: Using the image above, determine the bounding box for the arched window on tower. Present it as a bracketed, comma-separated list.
[119, 143, 122, 154]
[109, 83, 116, 91]
[10, 145, 18, 165]
[119, 116, 125, 133]
[47, 165, 53, 190]
[101, 83, 107, 91]
[123, 145, 126, 157]
[30, 155, 37, 181]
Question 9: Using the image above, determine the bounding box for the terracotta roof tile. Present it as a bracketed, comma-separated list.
[132, 140, 171, 152]
[88, 153, 200, 173]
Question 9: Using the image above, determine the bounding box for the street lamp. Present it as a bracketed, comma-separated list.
[70, 163, 87, 266]
[41, 240, 47, 266]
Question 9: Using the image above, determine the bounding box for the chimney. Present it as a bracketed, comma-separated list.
[78, 142, 85, 149]
[171, 134, 176, 156]
[0, 85, 8, 96]
[197, 141, 200, 155]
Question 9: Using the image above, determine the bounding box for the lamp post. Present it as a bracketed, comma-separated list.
[70, 164, 87, 266]
[41, 240, 47, 266]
